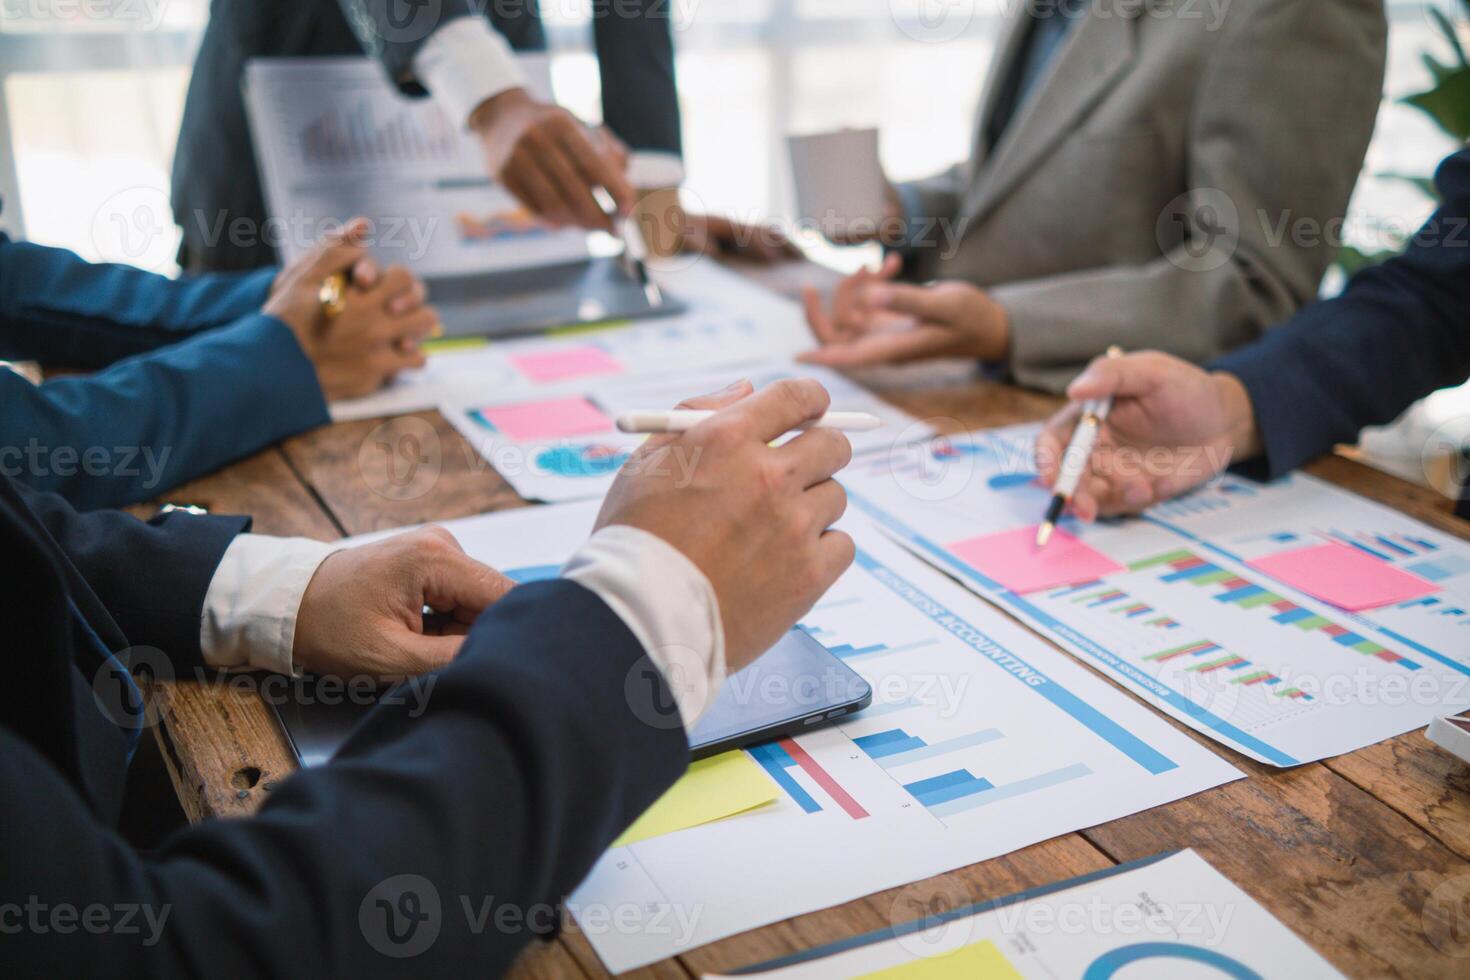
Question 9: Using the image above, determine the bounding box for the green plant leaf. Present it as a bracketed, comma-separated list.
[1333, 243, 1401, 277]
[1429, 7, 1468, 67]
[1380, 171, 1442, 200]
[1402, 68, 1470, 141]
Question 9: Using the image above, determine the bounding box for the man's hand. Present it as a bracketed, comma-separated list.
[266, 218, 440, 400]
[799, 254, 1010, 367]
[1035, 351, 1263, 520]
[293, 527, 516, 679]
[595, 378, 856, 673]
[472, 88, 634, 232]
[682, 213, 802, 263]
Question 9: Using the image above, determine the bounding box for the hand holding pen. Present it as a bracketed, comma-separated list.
[1034, 349, 1262, 528]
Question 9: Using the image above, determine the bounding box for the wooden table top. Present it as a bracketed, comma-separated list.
[139, 264, 1470, 979]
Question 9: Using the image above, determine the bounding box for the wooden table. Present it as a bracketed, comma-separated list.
[142, 264, 1470, 978]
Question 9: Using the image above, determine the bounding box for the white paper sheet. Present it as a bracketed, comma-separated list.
[842, 424, 1470, 767]
[328, 257, 817, 423]
[709, 849, 1340, 979]
[439, 357, 932, 503]
[244, 56, 589, 276]
[385, 502, 1241, 973]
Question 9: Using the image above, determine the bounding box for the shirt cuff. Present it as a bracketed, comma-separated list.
[628, 151, 686, 190]
[200, 535, 342, 676]
[413, 15, 529, 130]
[562, 525, 726, 729]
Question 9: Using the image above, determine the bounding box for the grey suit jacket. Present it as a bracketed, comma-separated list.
[903, 0, 1387, 392]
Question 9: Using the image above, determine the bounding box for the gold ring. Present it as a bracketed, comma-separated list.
[318, 271, 349, 320]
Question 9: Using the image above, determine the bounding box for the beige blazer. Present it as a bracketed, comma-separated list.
[905, 0, 1387, 392]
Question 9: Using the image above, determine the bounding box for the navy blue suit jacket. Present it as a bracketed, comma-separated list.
[1, 473, 687, 975]
[0, 235, 329, 508]
[1213, 148, 1470, 517]
[173, 0, 681, 271]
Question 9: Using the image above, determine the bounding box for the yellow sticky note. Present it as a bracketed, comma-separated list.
[614, 751, 779, 847]
[422, 336, 490, 354]
[855, 940, 1021, 980]
[547, 318, 633, 339]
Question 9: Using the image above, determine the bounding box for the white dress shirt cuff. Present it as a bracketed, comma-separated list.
[413, 15, 529, 130]
[627, 152, 686, 190]
[200, 536, 341, 676]
[562, 525, 726, 728]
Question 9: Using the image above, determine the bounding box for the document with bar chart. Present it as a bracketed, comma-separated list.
[843, 425, 1470, 767]
[379, 500, 1240, 973]
[712, 850, 1341, 979]
[244, 57, 589, 276]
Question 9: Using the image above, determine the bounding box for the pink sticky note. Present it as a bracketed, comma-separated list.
[511, 346, 623, 384]
[1248, 541, 1439, 611]
[949, 526, 1125, 594]
[470, 396, 613, 442]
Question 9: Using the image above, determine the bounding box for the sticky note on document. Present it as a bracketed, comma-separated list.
[614, 751, 779, 847]
[510, 346, 623, 384]
[469, 396, 613, 442]
[855, 939, 1022, 980]
[949, 526, 1125, 594]
[1248, 541, 1438, 611]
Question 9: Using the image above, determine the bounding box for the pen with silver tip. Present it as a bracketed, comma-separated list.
[1037, 345, 1124, 547]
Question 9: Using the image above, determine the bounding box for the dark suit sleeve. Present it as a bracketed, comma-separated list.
[593, 0, 682, 156]
[11, 479, 247, 670]
[0, 236, 277, 368]
[0, 314, 329, 509]
[2, 580, 690, 978]
[1211, 149, 1470, 480]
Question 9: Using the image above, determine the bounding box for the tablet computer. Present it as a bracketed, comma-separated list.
[275, 628, 872, 768]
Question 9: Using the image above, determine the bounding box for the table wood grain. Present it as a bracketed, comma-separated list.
[145, 267, 1470, 978]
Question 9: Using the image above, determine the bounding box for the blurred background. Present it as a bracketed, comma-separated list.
[1, 0, 1466, 485]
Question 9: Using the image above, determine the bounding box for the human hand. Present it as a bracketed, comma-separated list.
[1035, 351, 1263, 521]
[293, 527, 516, 679]
[265, 218, 441, 400]
[595, 379, 856, 673]
[471, 87, 634, 232]
[682, 212, 802, 263]
[799, 254, 1010, 367]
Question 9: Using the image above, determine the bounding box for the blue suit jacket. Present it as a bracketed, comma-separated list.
[0, 235, 329, 508]
[0, 474, 686, 975]
[1213, 149, 1470, 517]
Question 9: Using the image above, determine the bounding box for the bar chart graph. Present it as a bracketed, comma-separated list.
[1132, 549, 1419, 670]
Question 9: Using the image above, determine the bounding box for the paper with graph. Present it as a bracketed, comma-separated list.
[244, 56, 588, 275]
[843, 424, 1470, 766]
[327, 257, 814, 422]
[397, 500, 1241, 972]
[439, 355, 930, 503]
[711, 850, 1341, 979]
